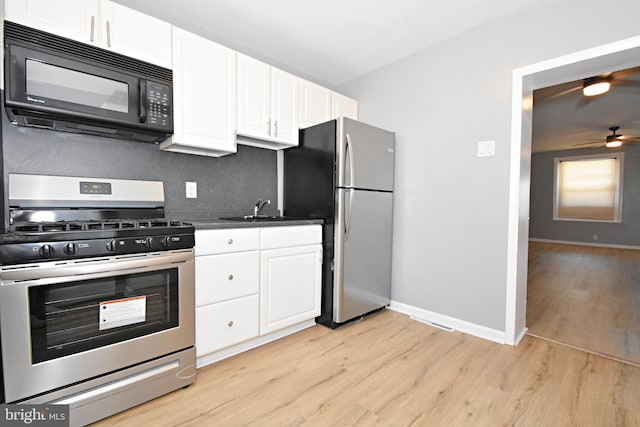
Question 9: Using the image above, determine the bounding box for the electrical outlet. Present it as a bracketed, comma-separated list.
[593, 234, 598, 241]
[186, 182, 197, 199]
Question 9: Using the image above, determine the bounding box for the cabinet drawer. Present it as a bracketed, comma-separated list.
[195, 251, 259, 306]
[260, 225, 322, 249]
[195, 228, 259, 255]
[196, 295, 259, 357]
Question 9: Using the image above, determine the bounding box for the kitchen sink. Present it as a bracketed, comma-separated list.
[219, 215, 295, 222]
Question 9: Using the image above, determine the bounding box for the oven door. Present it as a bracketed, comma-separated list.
[0, 249, 194, 403]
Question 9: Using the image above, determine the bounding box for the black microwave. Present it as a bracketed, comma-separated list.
[4, 21, 173, 143]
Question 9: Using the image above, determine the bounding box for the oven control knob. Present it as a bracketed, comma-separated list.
[39, 244, 53, 258]
[145, 237, 155, 249]
[161, 235, 172, 248]
[63, 243, 76, 255]
[106, 239, 117, 252]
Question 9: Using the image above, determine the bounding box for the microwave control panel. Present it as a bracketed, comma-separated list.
[146, 82, 172, 130]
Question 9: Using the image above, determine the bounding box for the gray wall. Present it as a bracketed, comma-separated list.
[529, 145, 640, 246]
[339, 0, 640, 332]
[1, 107, 278, 225]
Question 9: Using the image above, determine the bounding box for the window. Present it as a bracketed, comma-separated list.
[554, 153, 623, 222]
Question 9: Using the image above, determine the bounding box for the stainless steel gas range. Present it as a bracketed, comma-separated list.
[0, 174, 196, 426]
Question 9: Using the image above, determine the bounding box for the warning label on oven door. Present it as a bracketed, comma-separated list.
[99, 296, 147, 330]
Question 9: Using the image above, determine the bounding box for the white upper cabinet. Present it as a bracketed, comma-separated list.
[332, 92, 358, 120]
[298, 79, 332, 129]
[270, 68, 299, 146]
[99, 1, 171, 68]
[5, 0, 100, 44]
[237, 54, 299, 149]
[160, 27, 237, 157]
[237, 54, 271, 141]
[4, 0, 172, 68]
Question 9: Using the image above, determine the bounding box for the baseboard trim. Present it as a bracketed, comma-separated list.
[514, 326, 528, 345]
[529, 238, 640, 251]
[388, 301, 507, 345]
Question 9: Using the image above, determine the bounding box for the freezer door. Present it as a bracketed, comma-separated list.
[336, 117, 395, 192]
[333, 188, 393, 323]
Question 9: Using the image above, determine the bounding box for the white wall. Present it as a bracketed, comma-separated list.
[339, 0, 640, 332]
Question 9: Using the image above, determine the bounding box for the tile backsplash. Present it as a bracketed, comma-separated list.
[1, 108, 278, 227]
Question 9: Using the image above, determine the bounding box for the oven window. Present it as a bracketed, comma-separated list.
[26, 59, 129, 113]
[29, 269, 179, 364]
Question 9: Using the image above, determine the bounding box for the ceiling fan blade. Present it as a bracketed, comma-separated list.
[535, 85, 581, 103]
[622, 136, 640, 142]
[576, 95, 597, 109]
[611, 66, 640, 79]
[572, 141, 604, 147]
[613, 80, 640, 88]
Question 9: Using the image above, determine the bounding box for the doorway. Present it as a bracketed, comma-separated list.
[505, 36, 640, 346]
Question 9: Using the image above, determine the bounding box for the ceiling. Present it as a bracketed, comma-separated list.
[532, 67, 640, 153]
[113, 0, 558, 87]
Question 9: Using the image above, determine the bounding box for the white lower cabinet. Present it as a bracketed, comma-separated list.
[194, 225, 322, 365]
[195, 251, 259, 306]
[196, 295, 259, 356]
[260, 245, 322, 334]
[194, 228, 260, 359]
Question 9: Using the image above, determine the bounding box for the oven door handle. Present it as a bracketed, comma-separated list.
[0, 250, 193, 283]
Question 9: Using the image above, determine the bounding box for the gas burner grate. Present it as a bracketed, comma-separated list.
[11, 219, 191, 233]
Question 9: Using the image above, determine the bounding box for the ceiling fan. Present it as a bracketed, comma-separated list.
[535, 67, 640, 105]
[572, 126, 640, 148]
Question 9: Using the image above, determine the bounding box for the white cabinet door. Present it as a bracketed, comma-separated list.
[5, 0, 171, 68]
[260, 245, 322, 335]
[271, 68, 299, 145]
[5, 0, 100, 44]
[332, 92, 358, 120]
[237, 57, 299, 148]
[161, 27, 237, 157]
[299, 79, 332, 129]
[237, 54, 271, 140]
[196, 294, 259, 357]
[100, 1, 172, 68]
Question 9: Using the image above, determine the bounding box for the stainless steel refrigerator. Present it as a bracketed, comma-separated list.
[284, 117, 395, 328]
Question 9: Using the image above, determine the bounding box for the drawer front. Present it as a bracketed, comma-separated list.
[195, 228, 259, 255]
[195, 251, 259, 306]
[260, 225, 322, 249]
[195, 294, 259, 357]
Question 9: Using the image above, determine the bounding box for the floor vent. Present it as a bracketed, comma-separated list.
[410, 315, 455, 332]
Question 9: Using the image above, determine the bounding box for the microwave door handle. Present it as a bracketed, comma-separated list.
[139, 81, 147, 123]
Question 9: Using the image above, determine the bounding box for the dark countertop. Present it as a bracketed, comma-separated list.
[188, 218, 324, 230]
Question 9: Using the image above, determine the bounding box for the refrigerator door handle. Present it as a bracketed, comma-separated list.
[345, 133, 355, 188]
[344, 189, 354, 241]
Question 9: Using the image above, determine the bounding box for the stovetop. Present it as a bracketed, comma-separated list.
[0, 218, 195, 265]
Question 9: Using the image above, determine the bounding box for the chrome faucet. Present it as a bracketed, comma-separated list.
[254, 199, 270, 216]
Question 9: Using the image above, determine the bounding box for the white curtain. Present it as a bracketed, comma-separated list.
[557, 158, 617, 221]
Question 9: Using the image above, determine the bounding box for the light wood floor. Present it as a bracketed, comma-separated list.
[527, 241, 640, 366]
[94, 310, 640, 426]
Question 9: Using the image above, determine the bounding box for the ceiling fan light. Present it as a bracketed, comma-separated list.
[605, 139, 622, 148]
[583, 80, 611, 96]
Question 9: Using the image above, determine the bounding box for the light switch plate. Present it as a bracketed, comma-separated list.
[186, 182, 197, 199]
[477, 140, 496, 157]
